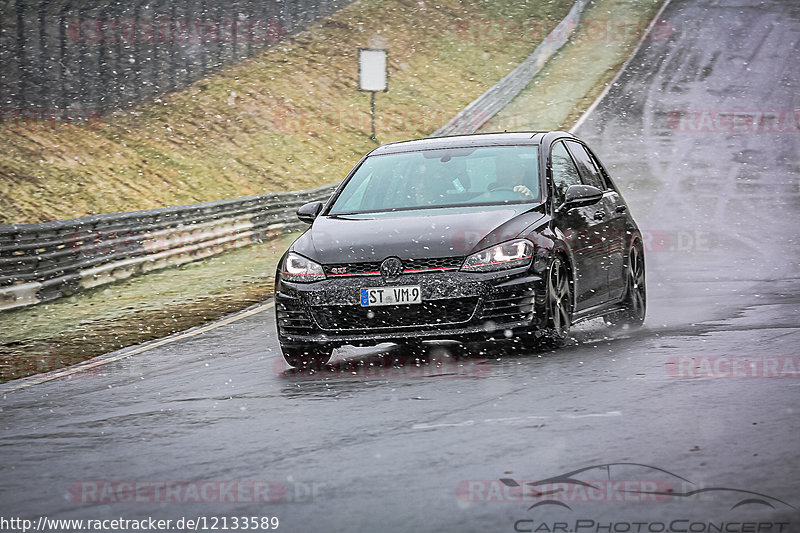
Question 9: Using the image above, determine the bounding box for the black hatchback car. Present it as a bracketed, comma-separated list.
[275, 132, 645, 367]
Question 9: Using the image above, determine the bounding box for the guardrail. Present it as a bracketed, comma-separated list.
[1, 0, 590, 311]
[432, 0, 587, 136]
[0, 184, 336, 310]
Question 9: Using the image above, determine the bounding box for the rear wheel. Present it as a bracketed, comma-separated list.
[605, 242, 646, 330]
[540, 257, 573, 347]
[281, 344, 333, 369]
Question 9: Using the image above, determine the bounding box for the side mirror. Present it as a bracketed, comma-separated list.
[296, 201, 323, 224]
[561, 184, 603, 211]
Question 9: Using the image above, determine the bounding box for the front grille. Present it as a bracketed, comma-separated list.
[402, 257, 463, 272]
[276, 298, 315, 333]
[480, 286, 534, 323]
[311, 297, 479, 331]
[323, 257, 463, 277]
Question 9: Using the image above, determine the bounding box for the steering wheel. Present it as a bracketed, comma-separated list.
[485, 186, 527, 201]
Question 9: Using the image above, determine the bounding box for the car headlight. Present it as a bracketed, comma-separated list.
[461, 239, 533, 272]
[280, 252, 326, 282]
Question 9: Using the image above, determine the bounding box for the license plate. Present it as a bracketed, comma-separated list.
[360, 286, 422, 307]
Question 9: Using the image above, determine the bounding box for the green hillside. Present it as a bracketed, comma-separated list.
[0, 0, 572, 224]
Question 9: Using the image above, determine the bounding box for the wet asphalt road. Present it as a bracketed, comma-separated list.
[2, 0, 799, 531]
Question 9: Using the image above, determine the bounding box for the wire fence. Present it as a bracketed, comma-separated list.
[0, 0, 352, 114]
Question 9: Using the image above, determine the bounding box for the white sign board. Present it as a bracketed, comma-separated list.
[359, 48, 387, 92]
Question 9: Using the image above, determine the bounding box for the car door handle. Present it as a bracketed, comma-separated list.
[593, 210, 605, 220]
[615, 205, 628, 213]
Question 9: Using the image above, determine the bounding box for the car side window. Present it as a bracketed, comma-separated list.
[565, 141, 606, 190]
[587, 148, 616, 192]
[550, 141, 582, 206]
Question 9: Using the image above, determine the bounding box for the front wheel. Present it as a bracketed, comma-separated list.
[281, 344, 333, 369]
[605, 242, 646, 330]
[539, 257, 573, 347]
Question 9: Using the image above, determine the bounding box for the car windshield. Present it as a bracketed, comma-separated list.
[328, 145, 540, 215]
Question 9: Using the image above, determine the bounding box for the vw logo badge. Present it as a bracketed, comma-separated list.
[380, 257, 404, 280]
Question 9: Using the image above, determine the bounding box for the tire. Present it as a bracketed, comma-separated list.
[281, 344, 333, 369]
[605, 241, 646, 330]
[539, 257, 573, 347]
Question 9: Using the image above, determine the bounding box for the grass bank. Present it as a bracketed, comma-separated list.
[0, 0, 572, 224]
[481, 0, 667, 132]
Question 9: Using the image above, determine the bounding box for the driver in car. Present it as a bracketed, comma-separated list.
[407, 163, 447, 207]
[489, 154, 534, 198]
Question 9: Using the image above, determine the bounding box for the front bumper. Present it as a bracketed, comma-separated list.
[275, 268, 544, 347]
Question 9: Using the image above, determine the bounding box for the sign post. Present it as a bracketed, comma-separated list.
[358, 48, 387, 141]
